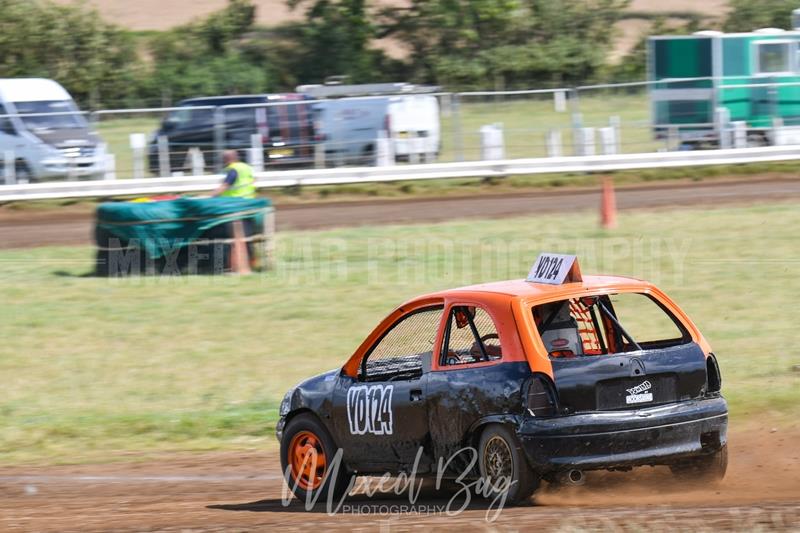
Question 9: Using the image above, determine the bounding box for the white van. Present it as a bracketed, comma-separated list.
[300, 82, 440, 166]
[0, 78, 105, 182]
[387, 94, 440, 162]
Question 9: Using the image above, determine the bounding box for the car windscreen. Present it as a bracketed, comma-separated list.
[13, 100, 86, 129]
[164, 106, 214, 129]
[532, 292, 690, 359]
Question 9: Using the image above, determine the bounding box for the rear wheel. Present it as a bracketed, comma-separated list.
[670, 445, 728, 482]
[478, 424, 539, 505]
[280, 413, 350, 502]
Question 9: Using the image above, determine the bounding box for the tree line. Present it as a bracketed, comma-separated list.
[0, 0, 789, 109]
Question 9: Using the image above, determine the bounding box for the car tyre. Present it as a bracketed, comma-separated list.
[478, 424, 539, 505]
[280, 413, 350, 503]
[669, 445, 728, 482]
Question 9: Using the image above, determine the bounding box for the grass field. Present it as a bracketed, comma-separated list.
[1, 202, 798, 464]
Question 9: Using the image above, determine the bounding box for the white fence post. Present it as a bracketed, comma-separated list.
[546, 130, 562, 157]
[732, 121, 747, 149]
[715, 107, 731, 149]
[130, 133, 146, 180]
[609, 115, 622, 154]
[314, 142, 326, 169]
[376, 130, 394, 167]
[186, 148, 205, 176]
[104, 154, 116, 181]
[554, 90, 567, 113]
[570, 112, 583, 155]
[249, 133, 264, 172]
[599, 127, 617, 155]
[4, 151, 15, 185]
[667, 126, 679, 151]
[577, 127, 595, 156]
[771, 117, 784, 146]
[157, 135, 170, 176]
[408, 132, 421, 165]
[480, 124, 505, 160]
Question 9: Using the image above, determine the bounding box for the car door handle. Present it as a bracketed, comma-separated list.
[410, 389, 423, 402]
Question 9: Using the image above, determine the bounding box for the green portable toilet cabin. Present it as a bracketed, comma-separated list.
[648, 25, 800, 147]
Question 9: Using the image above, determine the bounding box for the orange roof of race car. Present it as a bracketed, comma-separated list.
[423, 275, 653, 301]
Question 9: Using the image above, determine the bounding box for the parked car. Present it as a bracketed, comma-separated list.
[0, 78, 105, 182]
[148, 94, 316, 175]
[277, 254, 728, 504]
[300, 82, 440, 166]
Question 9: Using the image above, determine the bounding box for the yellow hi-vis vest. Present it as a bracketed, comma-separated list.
[221, 161, 256, 198]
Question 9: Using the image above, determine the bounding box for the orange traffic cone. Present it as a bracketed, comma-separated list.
[600, 176, 617, 230]
[229, 220, 252, 275]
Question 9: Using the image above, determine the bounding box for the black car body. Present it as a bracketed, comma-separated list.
[148, 94, 316, 175]
[276, 269, 728, 504]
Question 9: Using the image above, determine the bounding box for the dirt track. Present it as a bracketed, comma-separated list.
[1, 424, 799, 532]
[2, 178, 800, 250]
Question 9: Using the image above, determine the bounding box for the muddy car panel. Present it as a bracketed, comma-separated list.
[276, 274, 728, 477]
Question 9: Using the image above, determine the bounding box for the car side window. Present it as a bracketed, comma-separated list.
[441, 306, 503, 366]
[361, 306, 443, 382]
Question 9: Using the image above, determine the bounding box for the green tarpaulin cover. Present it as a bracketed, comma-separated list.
[95, 197, 272, 259]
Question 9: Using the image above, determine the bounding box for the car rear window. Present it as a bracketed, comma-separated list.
[532, 293, 690, 359]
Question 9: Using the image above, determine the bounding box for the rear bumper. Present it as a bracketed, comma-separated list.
[518, 396, 728, 473]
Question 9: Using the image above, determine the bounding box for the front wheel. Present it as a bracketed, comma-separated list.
[478, 424, 539, 505]
[280, 413, 350, 503]
[670, 445, 728, 482]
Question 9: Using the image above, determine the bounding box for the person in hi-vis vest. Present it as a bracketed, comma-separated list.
[213, 150, 256, 198]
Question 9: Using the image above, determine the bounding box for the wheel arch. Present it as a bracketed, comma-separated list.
[465, 414, 522, 449]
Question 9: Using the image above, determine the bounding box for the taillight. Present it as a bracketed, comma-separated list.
[706, 353, 722, 394]
[526, 374, 558, 417]
[384, 113, 391, 134]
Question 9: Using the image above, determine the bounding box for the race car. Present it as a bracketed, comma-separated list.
[277, 254, 728, 504]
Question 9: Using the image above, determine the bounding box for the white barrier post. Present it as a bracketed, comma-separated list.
[546, 130, 562, 157]
[408, 133, 421, 165]
[314, 142, 326, 168]
[578, 127, 596, 156]
[599, 127, 617, 155]
[570, 112, 583, 155]
[771, 117, 784, 146]
[667, 126, 679, 151]
[129, 133, 146, 180]
[187, 148, 205, 176]
[733, 121, 747, 149]
[4, 151, 15, 185]
[480, 124, 505, 160]
[104, 154, 116, 181]
[249, 133, 264, 172]
[376, 130, 394, 167]
[157, 135, 170, 176]
[715, 107, 731, 149]
[554, 90, 567, 113]
[609, 115, 622, 154]
[67, 157, 77, 181]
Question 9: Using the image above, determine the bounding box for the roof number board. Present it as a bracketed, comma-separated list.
[526, 253, 582, 285]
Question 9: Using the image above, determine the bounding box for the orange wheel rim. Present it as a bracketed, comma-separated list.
[288, 430, 327, 490]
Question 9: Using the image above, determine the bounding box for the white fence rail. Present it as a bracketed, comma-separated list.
[1, 146, 798, 202]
